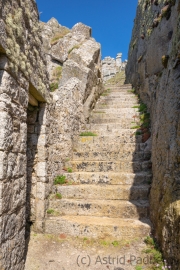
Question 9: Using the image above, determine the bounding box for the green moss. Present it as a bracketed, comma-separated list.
[50, 82, 59, 92]
[135, 266, 143, 270]
[79, 131, 97, 136]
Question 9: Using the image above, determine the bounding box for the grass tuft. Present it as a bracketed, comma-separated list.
[50, 82, 58, 92]
[47, 209, 55, 214]
[142, 236, 168, 269]
[67, 167, 73, 173]
[79, 131, 97, 136]
[51, 30, 70, 45]
[68, 45, 80, 54]
[55, 193, 62, 199]
[131, 125, 141, 129]
[112, 241, 119, 247]
[54, 175, 66, 185]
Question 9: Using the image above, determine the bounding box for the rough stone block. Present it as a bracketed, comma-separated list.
[0, 111, 13, 151]
[36, 162, 46, 177]
[72, 22, 91, 39]
[0, 151, 7, 180]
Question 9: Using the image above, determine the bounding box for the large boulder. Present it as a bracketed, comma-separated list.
[42, 19, 103, 112]
[72, 22, 92, 39]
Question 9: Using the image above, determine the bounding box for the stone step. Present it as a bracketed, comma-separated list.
[95, 103, 139, 109]
[54, 184, 150, 200]
[102, 93, 136, 97]
[73, 150, 151, 162]
[65, 160, 151, 173]
[105, 84, 132, 88]
[92, 108, 139, 113]
[87, 123, 143, 131]
[104, 90, 134, 93]
[74, 141, 146, 152]
[105, 89, 132, 92]
[45, 216, 151, 240]
[89, 118, 140, 126]
[107, 89, 133, 92]
[77, 135, 142, 145]
[49, 199, 149, 219]
[91, 111, 140, 118]
[80, 128, 141, 136]
[97, 102, 138, 108]
[107, 92, 133, 94]
[99, 97, 138, 102]
[61, 171, 152, 186]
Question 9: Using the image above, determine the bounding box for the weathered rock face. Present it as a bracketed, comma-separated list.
[27, 19, 103, 232]
[0, 1, 50, 269]
[126, 0, 180, 268]
[41, 18, 103, 145]
[102, 53, 127, 81]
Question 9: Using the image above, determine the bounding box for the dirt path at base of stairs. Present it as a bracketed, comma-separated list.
[25, 233, 153, 270]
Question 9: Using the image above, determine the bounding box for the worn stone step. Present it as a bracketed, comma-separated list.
[80, 128, 141, 136]
[87, 123, 143, 131]
[76, 134, 142, 145]
[74, 141, 146, 152]
[62, 171, 152, 185]
[89, 118, 140, 126]
[73, 150, 151, 162]
[101, 95, 136, 99]
[54, 184, 150, 201]
[45, 216, 151, 240]
[96, 103, 139, 109]
[91, 112, 140, 120]
[105, 84, 132, 88]
[66, 160, 151, 173]
[97, 103, 138, 109]
[105, 89, 132, 92]
[92, 108, 139, 113]
[99, 97, 138, 103]
[49, 199, 149, 219]
[102, 93, 136, 98]
[107, 92, 133, 94]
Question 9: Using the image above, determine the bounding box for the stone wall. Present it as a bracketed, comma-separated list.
[26, 20, 103, 239]
[26, 18, 104, 240]
[0, 4, 103, 270]
[126, 0, 180, 268]
[0, 1, 50, 269]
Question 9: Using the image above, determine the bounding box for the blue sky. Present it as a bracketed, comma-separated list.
[36, 0, 138, 61]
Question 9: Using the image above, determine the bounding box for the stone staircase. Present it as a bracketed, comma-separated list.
[45, 83, 152, 240]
